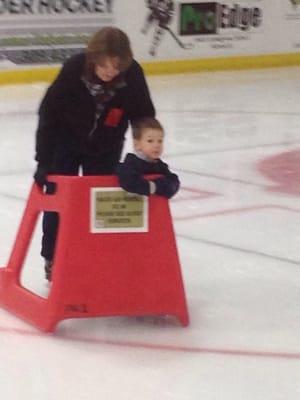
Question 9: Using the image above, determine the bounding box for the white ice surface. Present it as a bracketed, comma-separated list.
[0, 67, 300, 399]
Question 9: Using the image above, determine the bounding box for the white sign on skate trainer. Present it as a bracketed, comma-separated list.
[90, 187, 148, 233]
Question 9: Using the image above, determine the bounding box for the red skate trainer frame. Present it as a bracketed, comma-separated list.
[0, 176, 189, 332]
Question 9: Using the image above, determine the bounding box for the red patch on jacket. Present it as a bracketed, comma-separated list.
[104, 108, 124, 127]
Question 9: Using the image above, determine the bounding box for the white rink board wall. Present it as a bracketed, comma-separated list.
[0, 0, 299, 69]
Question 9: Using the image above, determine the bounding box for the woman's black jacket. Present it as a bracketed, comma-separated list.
[35, 53, 155, 168]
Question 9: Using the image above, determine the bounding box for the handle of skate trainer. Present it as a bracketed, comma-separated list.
[4, 176, 70, 275]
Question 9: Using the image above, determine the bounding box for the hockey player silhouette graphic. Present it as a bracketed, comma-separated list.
[106, 0, 113, 12]
[141, 0, 192, 56]
[290, 0, 300, 6]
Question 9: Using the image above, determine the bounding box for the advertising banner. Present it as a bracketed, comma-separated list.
[0, 0, 114, 66]
[0, 0, 299, 70]
[128, 0, 268, 59]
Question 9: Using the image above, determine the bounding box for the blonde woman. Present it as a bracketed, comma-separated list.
[34, 27, 155, 280]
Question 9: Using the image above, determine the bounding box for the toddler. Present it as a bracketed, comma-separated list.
[116, 117, 179, 198]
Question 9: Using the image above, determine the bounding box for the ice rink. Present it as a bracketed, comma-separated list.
[0, 66, 299, 399]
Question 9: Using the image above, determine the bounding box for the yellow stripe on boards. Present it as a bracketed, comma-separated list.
[142, 53, 300, 75]
[0, 53, 300, 86]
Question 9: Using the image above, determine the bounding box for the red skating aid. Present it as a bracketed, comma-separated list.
[0, 176, 189, 332]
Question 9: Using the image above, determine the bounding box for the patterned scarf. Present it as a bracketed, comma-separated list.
[81, 75, 127, 137]
[82, 76, 126, 119]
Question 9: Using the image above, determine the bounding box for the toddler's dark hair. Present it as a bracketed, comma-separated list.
[132, 117, 164, 140]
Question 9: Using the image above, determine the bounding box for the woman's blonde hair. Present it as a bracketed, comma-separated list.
[86, 26, 133, 77]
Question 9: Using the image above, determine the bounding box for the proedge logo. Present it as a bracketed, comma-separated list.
[180, 2, 263, 35]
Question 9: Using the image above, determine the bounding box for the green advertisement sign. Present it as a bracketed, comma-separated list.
[90, 188, 148, 233]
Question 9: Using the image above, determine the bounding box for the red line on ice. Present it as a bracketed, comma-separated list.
[0, 325, 299, 360]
